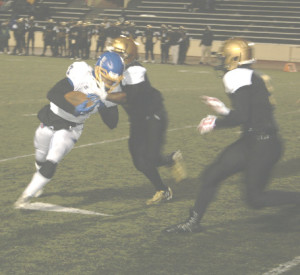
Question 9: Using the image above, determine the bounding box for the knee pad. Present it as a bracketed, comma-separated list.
[39, 160, 57, 179]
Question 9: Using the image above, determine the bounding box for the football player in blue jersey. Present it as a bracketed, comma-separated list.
[15, 52, 124, 208]
[164, 37, 300, 233]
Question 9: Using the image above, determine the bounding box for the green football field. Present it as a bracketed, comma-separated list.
[0, 54, 299, 275]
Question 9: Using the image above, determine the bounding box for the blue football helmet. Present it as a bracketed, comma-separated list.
[95, 51, 124, 93]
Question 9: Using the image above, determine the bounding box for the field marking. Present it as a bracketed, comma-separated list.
[0, 125, 196, 163]
[1, 105, 299, 164]
[178, 70, 210, 74]
[22, 113, 37, 116]
[263, 256, 300, 275]
[16, 202, 113, 216]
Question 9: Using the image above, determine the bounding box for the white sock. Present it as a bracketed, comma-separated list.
[22, 172, 51, 198]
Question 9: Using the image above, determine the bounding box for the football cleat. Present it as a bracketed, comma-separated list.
[171, 150, 187, 183]
[14, 195, 32, 209]
[146, 187, 173, 205]
[163, 209, 203, 233]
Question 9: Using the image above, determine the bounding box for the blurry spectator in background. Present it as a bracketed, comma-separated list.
[80, 22, 92, 59]
[159, 24, 169, 64]
[0, 21, 10, 54]
[141, 24, 156, 63]
[106, 21, 122, 45]
[0, 22, 4, 53]
[68, 20, 82, 59]
[41, 19, 55, 57]
[168, 25, 181, 65]
[12, 17, 26, 55]
[56, 21, 68, 57]
[127, 21, 137, 39]
[119, 8, 127, 24]
[95, 22, 107, 58]
[199, 25, 213, 65]
[178, 26, 190, 65]
[121, 20, 137, 39]
[25, 16, 38, 55]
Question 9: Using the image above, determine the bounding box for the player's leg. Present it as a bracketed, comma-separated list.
[128, 121, 172, 205]
[148, 110, 187, 182]
[245, 136, 300, 208]
[15, 126, 82, 207]
[164, 137, 248, 233]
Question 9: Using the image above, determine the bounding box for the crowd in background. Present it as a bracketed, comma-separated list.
[0, 15, 202, 65]
[0, 0, 216, 65]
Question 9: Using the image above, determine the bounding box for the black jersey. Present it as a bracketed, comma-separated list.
[215, 67, 278, 135]
[120, 61, 164, 122]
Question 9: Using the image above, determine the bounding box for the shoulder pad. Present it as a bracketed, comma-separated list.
[123, 65, 146, 85]
[223, 68, 253, 94]
[66, 62, 93, 89]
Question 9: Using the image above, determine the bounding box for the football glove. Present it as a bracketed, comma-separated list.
[202, 96, 230, 115]
[96, 86, 108, 101]
[87, 94, 105, 110]
[74, 100, 97, 116]
[87, 93, 100, 104]
[197, 115, 217, 134]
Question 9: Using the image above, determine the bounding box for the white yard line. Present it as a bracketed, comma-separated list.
[262, 256, 300, 275]
[2, 107, 299, 164]
[0, 125, 197, 163]
[15, 202, 113, 216]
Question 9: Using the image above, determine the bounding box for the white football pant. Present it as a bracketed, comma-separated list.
[22, 124, 83, 198]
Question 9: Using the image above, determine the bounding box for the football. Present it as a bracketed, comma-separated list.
[64, 91, 94, 107]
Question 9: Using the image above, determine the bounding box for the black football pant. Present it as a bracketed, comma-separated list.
[194, 134, 300, 221]
[128, 110, 173, 191]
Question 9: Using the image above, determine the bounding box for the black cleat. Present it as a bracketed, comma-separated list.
[163, 209, 203, 233]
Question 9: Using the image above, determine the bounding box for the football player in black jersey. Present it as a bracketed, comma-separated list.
[164, 37, 300, 233]
[102, 36, 186, 205]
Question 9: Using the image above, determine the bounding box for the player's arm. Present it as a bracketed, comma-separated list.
[105, 91, 127, 104]
[98, 105, 119, 129]
[46, 78, 75, 113]
[215, 86, 251, 129]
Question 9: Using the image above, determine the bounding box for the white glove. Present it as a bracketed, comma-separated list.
[94, 84, 108, 101]
[197, 115, 217, 134]
[202, 96, 230, 115]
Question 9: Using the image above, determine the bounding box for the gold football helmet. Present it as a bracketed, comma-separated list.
[110, 36, 138, 65]
[216, 37, 256, 71]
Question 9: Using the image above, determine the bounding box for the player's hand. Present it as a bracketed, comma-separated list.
[87, 93, 100, 104]
[87, 93, 106, 110]
[197, 115, 217, 134]
[97, 87, 108, 101]
[74, 100, 96, 116]
[202, 96, 230, 115]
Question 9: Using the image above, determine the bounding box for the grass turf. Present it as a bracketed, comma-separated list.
[0, 54, 299, 275]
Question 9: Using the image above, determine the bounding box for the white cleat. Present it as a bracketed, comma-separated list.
[14, 195, 31, 209]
